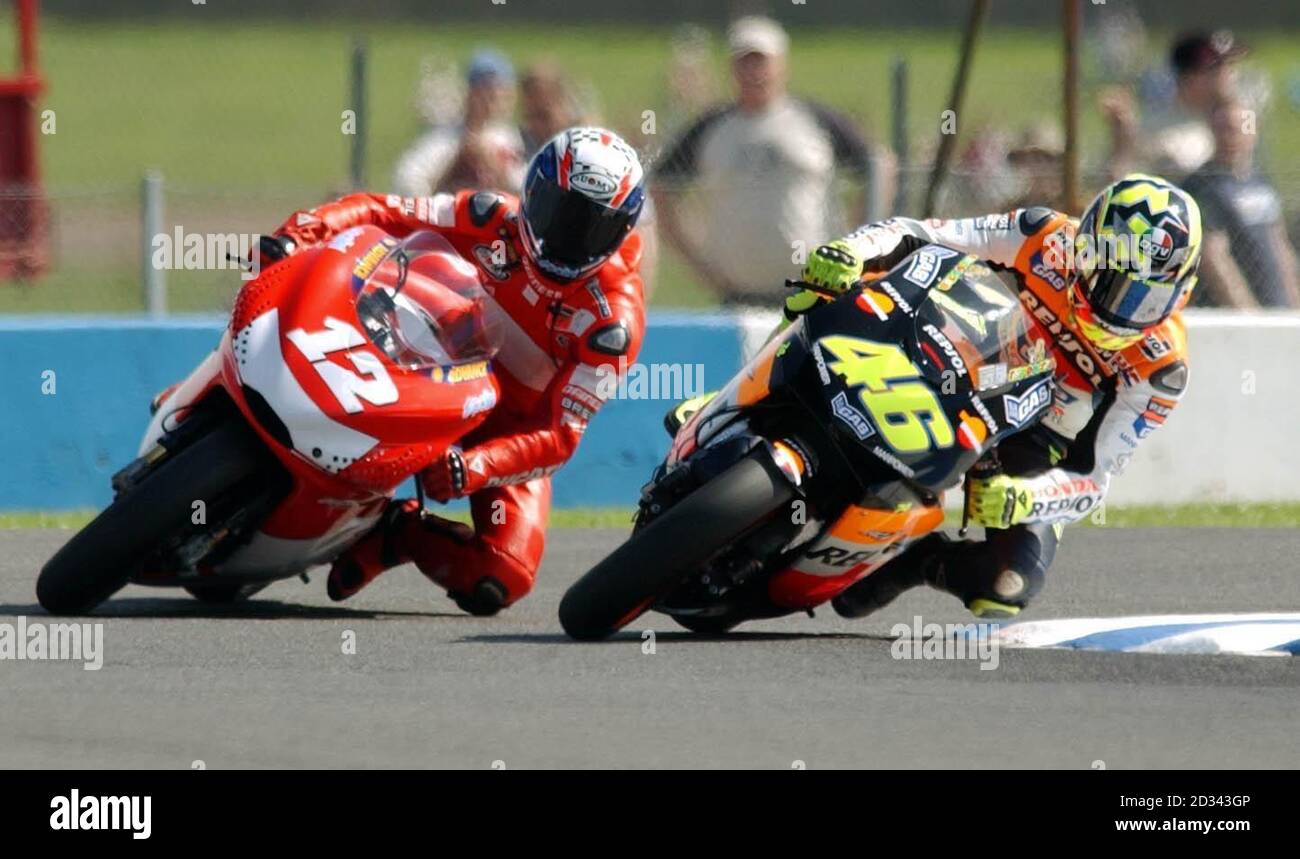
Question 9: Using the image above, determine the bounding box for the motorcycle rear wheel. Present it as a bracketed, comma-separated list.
[36, 419, 266, 615]
[559, 450, 796, 641]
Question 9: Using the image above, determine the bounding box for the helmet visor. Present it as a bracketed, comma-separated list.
[1085, 266, 1184, 332]
[523, 173, 634, 272]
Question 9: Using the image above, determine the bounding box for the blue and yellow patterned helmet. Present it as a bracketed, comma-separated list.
[1070, 174, 1202, 350]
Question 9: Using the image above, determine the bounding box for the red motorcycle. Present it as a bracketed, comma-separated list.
[37, 228, 503, 614]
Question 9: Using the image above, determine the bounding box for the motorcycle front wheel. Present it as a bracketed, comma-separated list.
[558, 449, 796, 641]
[36, 419, 267, 615]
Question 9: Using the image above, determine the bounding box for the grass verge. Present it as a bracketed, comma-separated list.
[5, 503, 1298, 531]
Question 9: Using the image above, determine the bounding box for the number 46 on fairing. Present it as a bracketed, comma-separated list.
[818, 335, 954, 453]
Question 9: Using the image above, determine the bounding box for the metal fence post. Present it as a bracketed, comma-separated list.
[349, 39, 368, 190]
[891, 57, 909, 216]
[923, 0, 990, 217]
[864, 150, 886, 223]
[141, 170, 166, 318]
[1062, 0, 1083, 213]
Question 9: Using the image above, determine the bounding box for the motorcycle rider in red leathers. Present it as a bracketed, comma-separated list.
[789, 174, 1202, 619]
[268, 127, 647, 615]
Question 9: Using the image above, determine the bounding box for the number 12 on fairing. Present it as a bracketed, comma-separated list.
[287, 318, 399, 414]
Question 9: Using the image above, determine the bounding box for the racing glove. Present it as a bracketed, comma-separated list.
[785, 239, 863, 323]
[801, 240, 863, 292]
[422, 447, 482, 503]
[966, 474, 1034, 529]
[254, 234, 295, 268]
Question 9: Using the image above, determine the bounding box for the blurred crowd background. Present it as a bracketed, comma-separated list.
[1, 0, 1299, 312]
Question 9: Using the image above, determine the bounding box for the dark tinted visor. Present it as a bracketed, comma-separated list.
[1087, 267, 1178, 331]
[523, 173, 634, 268]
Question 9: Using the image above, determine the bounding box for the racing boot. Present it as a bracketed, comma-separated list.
[832, 533, 953, 618]
[833, 532, 1030, 620]
[326, 498, 422, 601]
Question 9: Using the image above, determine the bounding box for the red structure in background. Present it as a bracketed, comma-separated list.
[0, 0, 47, 279]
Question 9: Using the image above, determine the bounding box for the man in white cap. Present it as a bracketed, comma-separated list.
[654, 16, 885, 305]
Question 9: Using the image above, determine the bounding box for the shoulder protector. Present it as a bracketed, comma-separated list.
[467, 191, 505, 228]
[1149, 360, 1189, 397]
[587, 322, 631, 357]
[1019, 206, 1058, 235]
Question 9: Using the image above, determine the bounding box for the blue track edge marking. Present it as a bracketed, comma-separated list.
[1054, 619, 1300, 651]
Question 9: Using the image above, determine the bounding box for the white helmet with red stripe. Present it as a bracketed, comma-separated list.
[519, 126, 645, 281]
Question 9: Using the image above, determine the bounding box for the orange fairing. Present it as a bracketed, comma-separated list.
[766, 499, 945, 610]
[828, 503, 944, 546]
[735, 334, 784, 406]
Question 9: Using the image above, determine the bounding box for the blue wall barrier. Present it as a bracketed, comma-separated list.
[0, 313, 747, 510]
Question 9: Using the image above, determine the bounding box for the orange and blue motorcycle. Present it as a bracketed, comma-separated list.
[560, 245, 1057, 640]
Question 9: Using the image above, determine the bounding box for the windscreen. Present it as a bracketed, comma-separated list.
[911, 258, 1053, 393]
[354, 232, 505, 370]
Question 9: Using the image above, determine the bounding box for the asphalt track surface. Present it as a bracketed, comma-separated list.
[1, 526, 1298, 769]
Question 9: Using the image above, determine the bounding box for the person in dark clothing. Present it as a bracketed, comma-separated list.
[1182, 96, 1300, 308]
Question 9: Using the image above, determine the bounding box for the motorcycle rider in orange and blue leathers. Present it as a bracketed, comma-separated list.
[786, 175, 1203, 619]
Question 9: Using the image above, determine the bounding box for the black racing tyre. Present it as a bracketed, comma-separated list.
[183, 583, 247, 604]
[559, 450, 796, 641]
[672, 613, 742, 635]
[36, 420, 266, 615]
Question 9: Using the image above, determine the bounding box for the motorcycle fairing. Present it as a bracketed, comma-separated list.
[767, 488, 945, 611]
[131, 228, 503, 584]
[652, 245, 1058, 625]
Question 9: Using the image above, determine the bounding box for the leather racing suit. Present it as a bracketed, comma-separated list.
[800, 209, 1190, 617]
[273, 190, 646, 609]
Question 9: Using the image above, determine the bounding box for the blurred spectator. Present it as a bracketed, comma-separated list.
[411, 58, 465, 129]
[513, 61, 663, 299]
[663, 25, 722, 134]
[1004, 123, 1067, 212]
[1182, 97, 1300, 309]
[652, 16, 884, 304]
[392, 50, 525, 196]
[941, 126, 1015, 214]
[519, 61, 588, 156]
[1090, 2, 1149, 86]
[1100, 30, 1246, 181]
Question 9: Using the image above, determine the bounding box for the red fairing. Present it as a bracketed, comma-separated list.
[272, 190, 646, 602]
[223, 226, 500, 540]
[768, 568, 871, 611]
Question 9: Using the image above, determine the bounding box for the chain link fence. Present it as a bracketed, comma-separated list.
[0, 185, 48, 281]
[0, 183, 336, 314]
[2, 164, 1299, 313]
[4, 1, 1299, 312]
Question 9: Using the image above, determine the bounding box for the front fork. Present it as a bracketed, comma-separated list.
[643, 429, 810, 524]
[645, 433, 816, 618]
[116, 379, 231, 498]
[138, 348, 225, 455]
